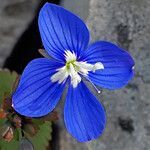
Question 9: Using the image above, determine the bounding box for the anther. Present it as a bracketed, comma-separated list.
[80, 73, 101, 94]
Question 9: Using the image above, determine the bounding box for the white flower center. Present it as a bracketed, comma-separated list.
[51, 50, 104, 88]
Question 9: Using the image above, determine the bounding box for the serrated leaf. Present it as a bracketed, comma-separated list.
[0, 70, 18, 127]
[0, 129, 21, 150]
[0, 70, 18, 103]
[0, 70, 20, 149]
[0, 122, 52, 150]
[0, 70, 52, 149]
[31, 121, 52, 150]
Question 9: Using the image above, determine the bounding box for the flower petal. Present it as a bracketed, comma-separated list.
[12, 58, 65, 117]
[81, 41, 134, 89]
[38, 3, 90, 61]
[64, 81, 106, 142]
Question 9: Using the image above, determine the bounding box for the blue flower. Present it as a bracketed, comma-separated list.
[12, 3, 134, 142]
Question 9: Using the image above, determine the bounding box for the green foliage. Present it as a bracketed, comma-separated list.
[0, 70, 18, 127]
[0, 139, 20, 150]
[31, 121, 52, 150]
[0, 70, 18, 101]
[0, 122, 52, 150]
[0, 70, 52, 150]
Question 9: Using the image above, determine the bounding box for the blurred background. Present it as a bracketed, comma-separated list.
[0, 0, 150, 150]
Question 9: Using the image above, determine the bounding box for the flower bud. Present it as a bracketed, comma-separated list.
[0, 122, 14, 142]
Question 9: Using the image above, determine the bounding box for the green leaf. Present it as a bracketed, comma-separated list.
[0, 139, 19, 150]
[31, 121, 52, 150]
[32, 119, 45, 126]
[0, 122, 52, 150]
[0, 70, 20, 150]
[0, 70, 52, 149]
[13, 128, 21, 141]
[0, 70, 18, 102]
[0, 70, 18, 129]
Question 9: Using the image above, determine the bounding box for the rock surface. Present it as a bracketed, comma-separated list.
[57, 0, 150, 150]
[0, 0, 149, 150]
[86, 0, 150, 150]
[0, 0, 40, 67]
[60, 0, 89, 20]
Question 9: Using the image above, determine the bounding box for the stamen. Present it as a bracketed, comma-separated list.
[79, 73, 101, 94]
[69, 64, 81, 88]
[85, 77, 101, 94]
[51, 50, 104, 89]
[51, 66, 68, 83]
[75, 61, 104, 72]
[64, 50, 76, 62]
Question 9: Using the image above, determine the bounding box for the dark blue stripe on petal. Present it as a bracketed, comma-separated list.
[12, 58, 65, 117]
[38, 3, 89, 61]
[64, 81, 106, 142]
[81, 41, 134, 89]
